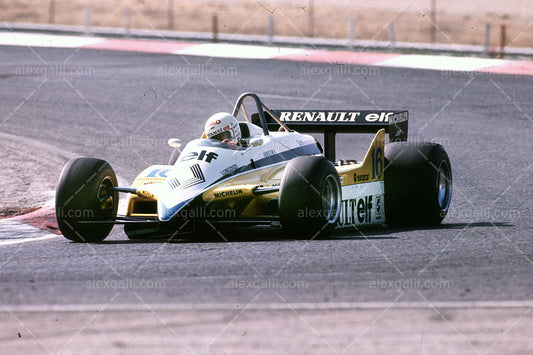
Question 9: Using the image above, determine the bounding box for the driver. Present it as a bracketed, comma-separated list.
[204, 112, 242, 146]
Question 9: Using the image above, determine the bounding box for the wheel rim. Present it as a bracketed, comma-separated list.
[322, 174, 342, 223]
[97, 176, 116, 219]
[436, 161, 452, 211]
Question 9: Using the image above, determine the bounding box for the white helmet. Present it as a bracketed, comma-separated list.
[204, 112, 241, 145]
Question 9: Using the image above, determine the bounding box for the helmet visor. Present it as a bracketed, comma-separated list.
[210, 130, 233, 142]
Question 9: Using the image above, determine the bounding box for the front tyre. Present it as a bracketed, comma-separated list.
[384, 142, 452, 226]
[279, 156, 342, 239]
[55, 158, 118, 242]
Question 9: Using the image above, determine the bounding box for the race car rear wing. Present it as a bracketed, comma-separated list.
[257, 110, 408, 161]
[233, 92, 408, 162]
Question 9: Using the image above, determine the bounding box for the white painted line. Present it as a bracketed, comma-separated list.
[0, 32, 105, 48]
[4, 301, 533, 312]
[377, 54, 507, 72]
[0, 234, 59, 246]
[174, 43, 303, 59]
[0, 219, 59, 246]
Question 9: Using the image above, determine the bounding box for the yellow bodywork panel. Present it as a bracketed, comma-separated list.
[200, 165, 284, 218]
[202, 184, 257, 202]
[126, 195, 157, 217]
[336, 129, 386, 186]
[125, 165, 170, 217]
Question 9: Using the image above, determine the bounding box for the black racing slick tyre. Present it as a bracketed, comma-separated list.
[55, 158, 119, 242]
[279, 156, 342, 239]
[384, 142, 452, 226]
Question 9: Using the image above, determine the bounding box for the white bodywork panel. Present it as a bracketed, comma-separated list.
[336, 180, 385, 228]
[134, 129, 320, 221]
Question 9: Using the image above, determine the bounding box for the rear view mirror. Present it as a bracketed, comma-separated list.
[249, 138, 263, 147]
[168, 138, 182, 149]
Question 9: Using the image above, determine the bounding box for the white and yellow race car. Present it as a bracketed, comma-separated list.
[55, 93, 452, 242]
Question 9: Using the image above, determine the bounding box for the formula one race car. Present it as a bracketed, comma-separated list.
[55, 92, 452, 242]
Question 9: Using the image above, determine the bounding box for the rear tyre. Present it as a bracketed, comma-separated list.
[55, 158, 118, 242]
[384, 142, 452, 226]
[279, 156, 342, 239]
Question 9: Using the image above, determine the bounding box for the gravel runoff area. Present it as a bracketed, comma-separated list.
[0, 131, 71, 218]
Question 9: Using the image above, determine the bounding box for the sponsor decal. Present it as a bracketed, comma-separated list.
[166, 164, 206, 190]
[375, 195, 383, 220]
[357, 196, 373, 223]
[364, 112, 394, 122]
[213, 189, 243, 198]
[220, 164, 238, 176]
[279, 111, 361, 122]
[209, 119, 221, 126]
[208, 123, 235, 136]
[181, 150, 218, 163]
[208, 127, 224, 135]
[137, 181, 159, 186]
[388, 111, 408, 124]
[277, 111, 403, 123]
[167, 177, 180, 189]
[353, 173, 370, 182]
[263, 149, 276, 157]
[180, 164, 205, 189]
[337, 195, 374, 226]
[136, 189, 157, 200]
[144, 168, 170, 178]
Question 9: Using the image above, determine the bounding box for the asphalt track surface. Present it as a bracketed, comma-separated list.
[0, 45, 531, 351]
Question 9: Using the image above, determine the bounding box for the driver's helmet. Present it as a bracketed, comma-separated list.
[204, 112, 241, 145]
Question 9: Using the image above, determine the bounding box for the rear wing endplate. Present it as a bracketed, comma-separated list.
[259, 110, 409, 161]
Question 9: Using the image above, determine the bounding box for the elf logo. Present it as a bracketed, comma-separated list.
[181, 150, 218, 163]
[356, 195, 373, 223]
[364, 112, 394, 122]
[338, 195, 373, 226]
